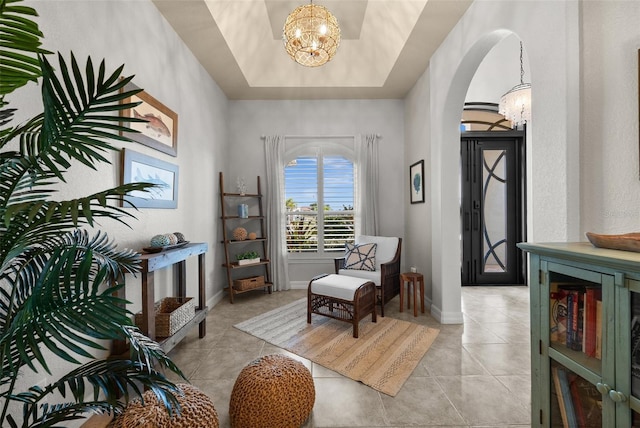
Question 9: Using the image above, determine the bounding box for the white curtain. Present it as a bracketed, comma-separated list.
[355, 134, 379, 236]
[264, 135, 290, 291]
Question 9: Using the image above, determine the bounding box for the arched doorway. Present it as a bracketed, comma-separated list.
[460, 103, 526, 286]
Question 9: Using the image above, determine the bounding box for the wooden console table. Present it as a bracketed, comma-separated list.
[137, 242, 208, 353]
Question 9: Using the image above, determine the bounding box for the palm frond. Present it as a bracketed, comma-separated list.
[0, 0, 49, 101]
[35, 53, 143, 175]
[10, 346, 183, 427]
[1, 245, 134, 375]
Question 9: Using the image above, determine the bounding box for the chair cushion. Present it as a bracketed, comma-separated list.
[356, 235, 399, 272]
[337, 268, 381, 286]
[311, 274, 372, 300]
[343, 242, 377, 271]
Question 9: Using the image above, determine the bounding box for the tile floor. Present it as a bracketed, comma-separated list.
[167, 285, 532, 427]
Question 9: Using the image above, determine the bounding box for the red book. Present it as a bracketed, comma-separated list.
[584, 287, 602, 357]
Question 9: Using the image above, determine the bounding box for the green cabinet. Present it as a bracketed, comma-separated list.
[519, 242, 640, 427]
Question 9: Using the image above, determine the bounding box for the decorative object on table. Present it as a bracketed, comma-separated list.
[248, 232, 257, 240]
[119, 81, 178, 157]
[144, 233, 190, 253]
[586, 232, 640, 253]
[283, 1, 341, 68]
[409, 159, 425, 204]
[236, 251, 260, 265]
[0, 4, 185, 425]
[134, 297, 195, 338]
[108, 383, 219, 428]
[237, 203, 249, 218]
[232, 227, 248, 241]
[234, 298, 439, 397]
[236, 176, 247, 195]
[150, 234, 172, 248]
[229, 354, 315, 428]
[121, 148, 179, 209]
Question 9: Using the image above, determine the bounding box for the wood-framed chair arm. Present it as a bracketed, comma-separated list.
[334, 257, 345, 273]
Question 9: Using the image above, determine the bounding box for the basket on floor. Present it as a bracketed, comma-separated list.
[134, 297, 195, 337]
[108, 383, 218, 428]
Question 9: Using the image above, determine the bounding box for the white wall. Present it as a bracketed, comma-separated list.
[581, 1, 640, 234]
[8, 1, 228, 422]
[405, 0, 581, 323]
[228, 100, 405, 284]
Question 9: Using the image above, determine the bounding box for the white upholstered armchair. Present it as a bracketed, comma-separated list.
[334, 235, 402, 317]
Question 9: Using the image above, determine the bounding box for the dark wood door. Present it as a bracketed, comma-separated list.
[461, 132, 526, 285]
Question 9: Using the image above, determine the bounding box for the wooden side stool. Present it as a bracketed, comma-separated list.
[399, 272, 425, 317]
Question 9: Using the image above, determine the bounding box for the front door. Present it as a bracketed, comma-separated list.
[460, 132, 525, 285]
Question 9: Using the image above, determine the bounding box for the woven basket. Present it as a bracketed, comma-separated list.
[233, 275, 265, 291]
[135, 297, 195, 337]
[108, 383, 219, 428]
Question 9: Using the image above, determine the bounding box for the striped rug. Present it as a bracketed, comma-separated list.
[234, 298, 439, 396]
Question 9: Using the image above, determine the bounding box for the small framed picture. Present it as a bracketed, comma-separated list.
[120, 82, 178, 157]
[121, 149, 179, 209]
[410, 160, 425, 204]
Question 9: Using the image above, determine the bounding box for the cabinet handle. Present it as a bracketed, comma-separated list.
[609, 390, 627, 403]
[596, 382, 611, 395]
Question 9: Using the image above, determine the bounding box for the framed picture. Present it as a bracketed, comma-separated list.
[410, 160, 425, 204]
[122, 149, 179, 209]
[120, 82, 178, 157]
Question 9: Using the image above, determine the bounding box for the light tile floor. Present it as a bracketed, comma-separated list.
[167, 285, 531, 427]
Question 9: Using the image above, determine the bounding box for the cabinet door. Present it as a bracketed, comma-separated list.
[541, 260, 614, 427]
[616, 278, 640, 427]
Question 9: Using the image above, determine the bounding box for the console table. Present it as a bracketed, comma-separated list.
[136, 242, 208, 353]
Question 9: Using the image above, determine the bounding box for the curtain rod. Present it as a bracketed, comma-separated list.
[260, 134, 382, 139]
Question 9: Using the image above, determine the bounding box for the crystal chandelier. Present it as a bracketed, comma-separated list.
[282, 1, 340, 67]
[498, 41, 532, 127]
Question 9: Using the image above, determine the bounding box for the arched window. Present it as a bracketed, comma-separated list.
[284, 142, 355, 256]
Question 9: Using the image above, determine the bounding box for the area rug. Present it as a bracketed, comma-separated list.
[234, 298, 439, 396]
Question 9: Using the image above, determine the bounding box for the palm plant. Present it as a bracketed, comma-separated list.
[1, 1, 185, 426]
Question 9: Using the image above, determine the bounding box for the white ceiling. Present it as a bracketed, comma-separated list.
[152, 0, 473, 100]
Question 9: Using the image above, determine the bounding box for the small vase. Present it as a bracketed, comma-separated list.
[238, 204, 248, 218]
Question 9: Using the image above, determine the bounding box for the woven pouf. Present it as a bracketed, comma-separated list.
[108, 383, 219, 428]
[229, 354, 315, 428]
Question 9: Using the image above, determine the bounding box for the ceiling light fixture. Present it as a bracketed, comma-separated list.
[498, 41, 531, 128]
[283, 1, 340, 67]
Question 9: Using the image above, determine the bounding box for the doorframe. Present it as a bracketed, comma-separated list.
[460, 129, 527, 286]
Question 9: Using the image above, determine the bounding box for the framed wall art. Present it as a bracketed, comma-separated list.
[121, 149, 179, 209]
[410, 159, 425, 204]
[120, 82, 178, 157]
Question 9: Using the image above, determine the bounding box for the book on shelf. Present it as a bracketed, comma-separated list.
[583, 287, 601, 358]
[552, 365, 578, 428]
[568, 372, 602, 427]
[595, 299, 602, 360]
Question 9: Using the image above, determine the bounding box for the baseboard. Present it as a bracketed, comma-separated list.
[430, 305, 464, 324]
[207, 288, 225, 309]
[290, 281, 308, 290]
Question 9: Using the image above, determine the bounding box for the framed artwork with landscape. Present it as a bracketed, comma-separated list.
[410, 160, 425, 204]
[121, 149, 179, 209]
[120, 81, 178, 157]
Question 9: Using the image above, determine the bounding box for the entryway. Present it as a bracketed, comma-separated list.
[460, 122, 526, 286]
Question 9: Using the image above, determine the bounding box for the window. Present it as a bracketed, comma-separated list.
[284, 146, 354, 256]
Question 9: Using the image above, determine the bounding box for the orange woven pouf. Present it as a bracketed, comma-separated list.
[229, 354, 315, 428]
[108, 383, 219, 428]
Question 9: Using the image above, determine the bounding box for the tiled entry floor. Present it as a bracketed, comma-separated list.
[167, 285, 531, 427]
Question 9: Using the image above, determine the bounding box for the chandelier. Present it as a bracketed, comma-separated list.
[282, 1, 340, 67]
[498, 41, 532, 127]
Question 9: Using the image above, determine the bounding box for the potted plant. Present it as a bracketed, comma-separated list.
[236, 251, 261, 265]
[0, 1, 185, 426]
